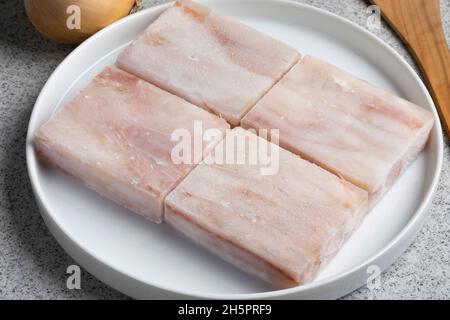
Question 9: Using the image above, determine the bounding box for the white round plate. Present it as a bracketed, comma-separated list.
[26, 0, 443, 299]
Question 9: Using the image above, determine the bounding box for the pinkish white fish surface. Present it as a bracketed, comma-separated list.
[165, 128, 368, 288]
[34, 67, 229, 223]
[242, 56, 434, 207]
[117, 0, 300, 126]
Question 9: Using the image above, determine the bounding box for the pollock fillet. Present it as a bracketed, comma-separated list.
[165, 128, 368, 288]
[242, 56, 434, 206]
[117, 0, 300, 126]
[34, 67, 229, 223]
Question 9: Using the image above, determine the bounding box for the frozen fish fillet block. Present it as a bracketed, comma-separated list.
[242, 56, 434, 206]
[117, 0, 300, 126]
[165, 128, 368, 288]
[34, 67, 229, 223]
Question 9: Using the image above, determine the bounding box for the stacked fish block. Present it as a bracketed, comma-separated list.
[34, 0, 434, 288]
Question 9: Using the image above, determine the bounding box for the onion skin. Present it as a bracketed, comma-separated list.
[24, 0, 135, 44]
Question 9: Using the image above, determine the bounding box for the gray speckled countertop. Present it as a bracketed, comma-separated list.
[0, 0, 449, 300]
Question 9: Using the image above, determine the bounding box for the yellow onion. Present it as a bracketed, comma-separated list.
[25, 0, 138, 44]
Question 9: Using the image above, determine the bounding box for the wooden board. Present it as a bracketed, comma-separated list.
[371, 0, 450, 136]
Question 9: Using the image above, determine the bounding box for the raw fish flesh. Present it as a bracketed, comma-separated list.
[242, 56, 434, 206]
[117, 0, 300, 126]
[34, 67, 230, 223]
[165, 128, 368, 288]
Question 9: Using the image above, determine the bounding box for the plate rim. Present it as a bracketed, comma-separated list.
[25, 0, 444, 299]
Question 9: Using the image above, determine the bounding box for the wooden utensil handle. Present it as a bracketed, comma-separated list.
[371, 0, 450, 135]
